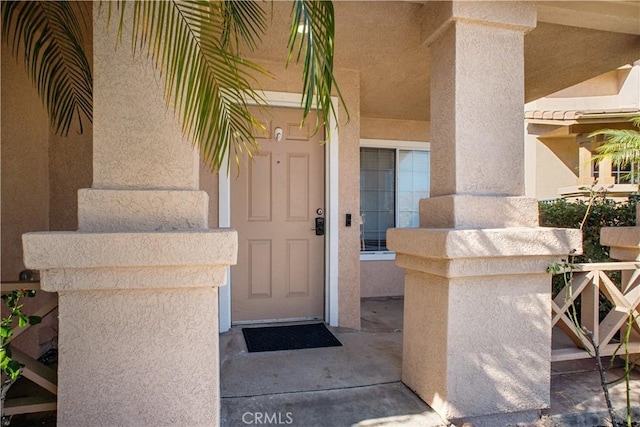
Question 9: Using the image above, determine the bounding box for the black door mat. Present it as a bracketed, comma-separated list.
[242, 323, 342, 353]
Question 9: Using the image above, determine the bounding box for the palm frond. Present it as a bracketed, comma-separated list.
[287, 0, 348, 135]
[219, 0, 267, 53]
[1, 1, 93, 135]
[110, 0, 272, 172]
[590, 117, 640, 168]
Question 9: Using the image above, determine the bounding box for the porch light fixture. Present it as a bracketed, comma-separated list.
[297, 23, 310, 34]
[274, 127, 283, 142]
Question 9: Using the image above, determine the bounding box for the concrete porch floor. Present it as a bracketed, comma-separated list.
[221, 297, 640, 427]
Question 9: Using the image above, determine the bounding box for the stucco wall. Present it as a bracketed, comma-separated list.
[335, 69, 362, 330]
[1, 48, 50, 280]
[49, 30, 93, 231]
[1, 8, 93, 358]
[360, 260, 405, 298]
[361, 117, 430, 141]
[535, 135, 579, 200]
[1, 47, 53, 359]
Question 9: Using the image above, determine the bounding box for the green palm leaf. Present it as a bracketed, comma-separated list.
[590, 116, 640, 183]
[590, 117, 640, 167]
[288, 0, 348, 135]
[219, 0, 267, 53]
[4, 0, 345, 172]
[111, 0, 272, 172]
[1, 1, 93, 135]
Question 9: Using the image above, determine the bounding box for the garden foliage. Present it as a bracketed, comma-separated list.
[539, 197, 636, 263]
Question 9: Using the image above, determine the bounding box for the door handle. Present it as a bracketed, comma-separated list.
[312, 217, 325, 236]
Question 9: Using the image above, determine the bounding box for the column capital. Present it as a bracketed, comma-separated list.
[601, 226, 640, 261]
[421, 1, 537, 46]
[23, 230, 237, 291]
[388, 227, 581, 264]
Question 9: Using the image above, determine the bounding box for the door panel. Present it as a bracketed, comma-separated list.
[231, 107, 325, 322]
[248, 239, 271, 298]
[286, 239, 310, 296]
[248, 153, 272, 221]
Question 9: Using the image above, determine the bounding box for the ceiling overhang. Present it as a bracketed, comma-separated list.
[536, 1, 640, 35]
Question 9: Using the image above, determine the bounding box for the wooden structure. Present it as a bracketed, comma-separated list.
[2, 281, 57, 416]
[552, 262, 640, 362]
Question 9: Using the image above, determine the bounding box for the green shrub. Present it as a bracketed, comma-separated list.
[539, 198, 636, 263]
[539, 197, 636, 318]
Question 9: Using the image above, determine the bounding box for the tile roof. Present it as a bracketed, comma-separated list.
[525, 108, 640, 121]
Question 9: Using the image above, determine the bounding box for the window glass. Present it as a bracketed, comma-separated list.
[612, 163, 637, 184]
[360, 148, 395, 251]
[360, 147, 430, 252]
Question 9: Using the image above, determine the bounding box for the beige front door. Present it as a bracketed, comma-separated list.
[231, 107, 325, 322]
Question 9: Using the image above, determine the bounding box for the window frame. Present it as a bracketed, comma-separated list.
[359, 139, 430, 261]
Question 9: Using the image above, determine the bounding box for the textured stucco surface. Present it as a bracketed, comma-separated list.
[92, 6, 198, 189]
[601, 226, 640, 261]
[360, 260, 405, 298]
[56, 288, 219, 426]
[403, 270, 552, 420]
[534, 135, 579, 200]
[336, 69, 362, 330]
[1, 47, 50, 280]
[393, 227, 579, 421]
[1, 38, 59, 360]
[360, 117, 430, 141]
[78, 189, 209, 231]
[388, 227, 582, 261]
[419, 195, 540, 229]
[23, 230, 237, 270]
[428, 19, 531, 197]
[422, 0, 536, 46]
[48, 22, 93, 232]
[525, 124, 581, 200]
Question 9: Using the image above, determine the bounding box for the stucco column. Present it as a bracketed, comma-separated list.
[22, 5, 236, 426]
[388, 2, 581, 425]
[598, 158, 616, 185]
[578, 141, 594, 185]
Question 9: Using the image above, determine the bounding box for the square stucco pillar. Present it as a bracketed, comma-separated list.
[388, 2, 582, 425]
[22, 4, 237, 426]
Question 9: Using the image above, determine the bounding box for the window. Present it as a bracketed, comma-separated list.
[360, 140, 430, 260]
[612, 163, 639, 184]
[593, 161, 640, 184]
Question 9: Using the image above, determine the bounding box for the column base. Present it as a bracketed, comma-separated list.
[23, 229, 237, 426]
[388, 227, 581, 422]
[23, 230, 236, 290]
